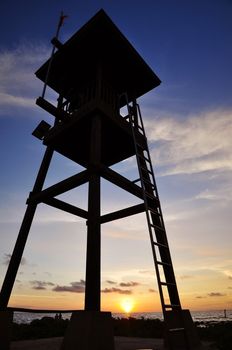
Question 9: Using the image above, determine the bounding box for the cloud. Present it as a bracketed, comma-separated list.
[228, 276, 232, 280]
[195, 186, 232, 203]
[208, 292, 226, 297]
[119, 281, 140, 287]
[0, 92, 34, 108]
[0, 43, 50, 116]
[179, 275, 194, 280]
[30, 280, 55, 290]
[146, 110, 232, 176]
[148, 289, 157, 293]
[3, 253, 27, 266]
[196, 296, 205, 299]
[106, 280, 117, 285]
[52, 280, 85, 293]
[139, 270, 154, 275]
[101, 287, 132, 295]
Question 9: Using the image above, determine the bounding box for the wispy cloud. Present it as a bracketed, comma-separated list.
[3, 253, 27, 266]
[101, 287, 132, 295]
[30, 280, 55, 290]
[179, 275, 194, 280]
[148, 288, 157, 293]
[208, 292, 226, 297]
[52, 280, 85, 293]
[146, 109, 232, 176]
[139, 270, 154, 275]
[119, 281, 140, 287]
[0, 42, 50, 116]
[196, 295, 206, 299]
[195, 186, 232, 203]
[106, 280, 117, 285]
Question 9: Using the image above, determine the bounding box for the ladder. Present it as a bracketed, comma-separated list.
[123, 97, 189, 349]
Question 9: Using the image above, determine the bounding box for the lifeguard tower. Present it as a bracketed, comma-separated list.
[0, 9, 201, 350]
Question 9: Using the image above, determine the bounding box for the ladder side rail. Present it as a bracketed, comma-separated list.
[136, 103, 182, 307]
[129, 113, 166, 313]
[135, 101, 182, 308]
[131, 97, 189, 349]
[137, 148, 181, 308]
[123, 96, 167, 313]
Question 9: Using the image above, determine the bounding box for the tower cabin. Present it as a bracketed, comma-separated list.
[35, 9, 161, 166]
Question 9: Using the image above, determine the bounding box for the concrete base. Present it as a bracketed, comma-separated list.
[0, 310, 13, 350]
[60, 310, 115, 350]
[164, 309, 201, 350]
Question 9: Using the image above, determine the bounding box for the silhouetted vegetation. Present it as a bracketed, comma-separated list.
[196, 321, 232, 350]
[114, 317, 164, 338]
[12, 317, 69, 340]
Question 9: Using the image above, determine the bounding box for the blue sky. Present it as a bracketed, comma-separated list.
[0, 0, 232, 312]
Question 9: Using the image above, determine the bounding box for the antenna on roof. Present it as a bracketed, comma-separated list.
[41, 11, 68, 99]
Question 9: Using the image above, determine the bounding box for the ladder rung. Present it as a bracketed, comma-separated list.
[148, 207, 161, 216]
[144, 191, 156, 200]
[135, 142, 145, 150]
[150, 223, 165, 232]
[164, 304, 181, 309]
[157, 261, 172, 267]
[142, 178, 155, 188]
[169, 328, 185, 332]
[160, 282, 176, 286]
[137, 153, 150, 163]
[132, 178, 141, 184]
[140, 166, 153, 175]
[153, 241, 168, 248]
[137, 150, 151, 164]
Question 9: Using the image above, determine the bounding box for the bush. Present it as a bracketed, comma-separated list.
[12, 316, 69, 340]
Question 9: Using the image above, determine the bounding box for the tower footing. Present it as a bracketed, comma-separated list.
[0, 310, 13, 350]
[164, 309, 201, 349]
[60, 310, 115, 350]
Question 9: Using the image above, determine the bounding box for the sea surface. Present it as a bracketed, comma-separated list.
[13, 309, 232, 324]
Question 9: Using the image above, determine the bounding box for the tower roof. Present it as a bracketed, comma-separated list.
[35, 9, 161, 102]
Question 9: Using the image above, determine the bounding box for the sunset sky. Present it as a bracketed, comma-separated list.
[0, 0, 232, 314]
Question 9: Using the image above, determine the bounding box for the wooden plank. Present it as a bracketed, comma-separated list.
[36, 97, 69, 120]
[51, 37, 63, 49]
[27, 170, 89, 204]
[43, 197, 88, 219]
[7, 307, 78, 313]
[99, 165, 144, 200]
[100, 203, 145, 224]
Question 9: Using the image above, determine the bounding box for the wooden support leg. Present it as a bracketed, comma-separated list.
[85, 116, 101, 311]
[0, 146, 54, 309]
[61, 311, 115, 350]
[0, 310, 13, 350]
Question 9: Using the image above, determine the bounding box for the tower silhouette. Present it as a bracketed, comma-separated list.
[0, 9, 201, 350]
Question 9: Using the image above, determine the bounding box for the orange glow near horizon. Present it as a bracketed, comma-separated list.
[120, 298, 135, 314]
[8, 286, 231, 314]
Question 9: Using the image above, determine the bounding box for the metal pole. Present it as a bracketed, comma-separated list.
[41, 12, 67, 99]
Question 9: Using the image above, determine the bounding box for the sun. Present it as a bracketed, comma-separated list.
[120, 299, 134, 314]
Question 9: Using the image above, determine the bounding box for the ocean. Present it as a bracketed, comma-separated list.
[13, 309, 232, 324]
